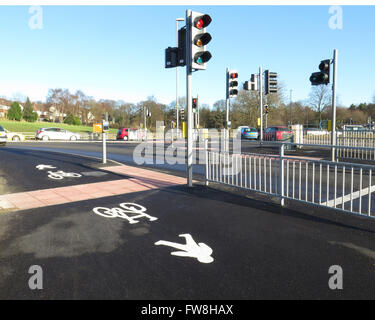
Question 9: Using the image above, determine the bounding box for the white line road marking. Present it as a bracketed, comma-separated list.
[155, 234, 214, 264]
[322, 185, 375, 207]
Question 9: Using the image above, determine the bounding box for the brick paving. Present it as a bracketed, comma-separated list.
[0, 164, 186, 212]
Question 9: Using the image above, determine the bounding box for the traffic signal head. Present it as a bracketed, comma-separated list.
[165, 47, 178, 68]
[310, 59, 330, 85]
[180, 109, 185, 120]
[265, 70, 278, 95]
[192, 97, 198, 108]
[264, 105, 269, 114]
[190, 11, 212, 70]
[227, 70, 239, 98]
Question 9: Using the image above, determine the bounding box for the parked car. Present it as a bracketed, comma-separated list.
[240, 127, 259, 140]
[263, 126, 293, 141]
[236, 126, 249, 139]
[0, 125, 7, 146]
[4, 129, 25, 142]
[117, 128, 130, 141]
[116, 128, 138, 141]
[36, 128, 80, 141]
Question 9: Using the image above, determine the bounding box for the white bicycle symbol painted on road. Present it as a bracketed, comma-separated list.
[93, 203, 158, 224]
[47, 170, 82, 180]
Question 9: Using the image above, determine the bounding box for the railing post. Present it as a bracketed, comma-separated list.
[205, 138, 209, 186]
[279, 143, 285, 206]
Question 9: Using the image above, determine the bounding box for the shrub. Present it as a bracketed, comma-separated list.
[64, 113, 81, 126]
[7, 102, 22, 121]
[23, 97, 38, 122]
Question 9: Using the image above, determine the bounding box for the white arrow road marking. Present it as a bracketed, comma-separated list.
[155, 234, 214, 264]
[36, 164, 57, 170]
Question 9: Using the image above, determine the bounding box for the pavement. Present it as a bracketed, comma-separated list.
[2, 146, 375, 299]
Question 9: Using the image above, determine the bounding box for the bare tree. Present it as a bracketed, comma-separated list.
[308, 85, 332, 124]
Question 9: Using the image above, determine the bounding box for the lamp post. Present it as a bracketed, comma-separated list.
[176, 17, 184, 139]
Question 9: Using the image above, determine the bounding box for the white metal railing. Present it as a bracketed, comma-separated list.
[205, 143, 375, 218]
[304, 130, 375, 147]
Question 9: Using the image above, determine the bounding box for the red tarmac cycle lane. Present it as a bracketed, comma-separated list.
[0, 164, 187, 212]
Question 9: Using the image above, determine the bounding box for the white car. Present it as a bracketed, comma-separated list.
[36, 128, 81, 141]
[0, 125, 7, 145]
[4, 129, 25, 142]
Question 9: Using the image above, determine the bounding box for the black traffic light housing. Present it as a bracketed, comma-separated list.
[165, 27, 187, 69]
[192, 97, 198, 111]
[310, 59, 330, 85]
[165, 47, 178, 68]
[227, 71, 239, 98]
[265, 70, 278, 95]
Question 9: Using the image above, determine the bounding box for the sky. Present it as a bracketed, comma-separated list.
[0, 5, 374, 108]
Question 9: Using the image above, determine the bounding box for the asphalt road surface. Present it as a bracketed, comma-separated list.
[1, 146, 375, 299]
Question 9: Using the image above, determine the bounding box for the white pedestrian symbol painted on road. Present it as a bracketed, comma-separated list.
[155, 234, 214, 264]
[47, 170, 82, 180]
[36, 164, 56, 170]
[93, 203, 158, 224]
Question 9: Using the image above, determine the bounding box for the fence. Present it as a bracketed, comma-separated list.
[205, 142, 375, 218]
[303, 130, 375, 146]
[301, 130, 375, 161]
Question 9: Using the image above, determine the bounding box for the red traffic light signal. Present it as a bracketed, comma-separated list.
[227, 70, 239, 98]
[194, 14, 212, 29]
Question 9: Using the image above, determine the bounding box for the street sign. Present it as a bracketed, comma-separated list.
[102, 121, 109, 132]
[93, 123, 103, 133]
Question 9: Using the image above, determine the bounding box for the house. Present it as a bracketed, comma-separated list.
[0, 105, 9, 118]
[33, 103, 49, 121]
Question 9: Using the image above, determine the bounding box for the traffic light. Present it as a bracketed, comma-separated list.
[264, 105, 269, 114]
[265, 70, 278, 95]
[244, 74, 258, 91]
[189, 11, 212, 70]
[165, 47, 178, 68]
[310, 59, 330, 85]
[180, 109, 185, 120]
[227, 70, 239, 98]
[192, 97, 198, 112]
[177, 27, 186, 67]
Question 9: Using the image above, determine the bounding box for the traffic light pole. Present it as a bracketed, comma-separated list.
[144, 106, 147, 141]
[331, 49, 338, 162]
[102, 112, 108, 164]
[259, 67, 263, 142]
[186, 9, 193, 187]
[225, 67, 230, 152]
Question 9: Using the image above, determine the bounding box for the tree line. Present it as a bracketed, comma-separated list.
[3, 85, 375, 129]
